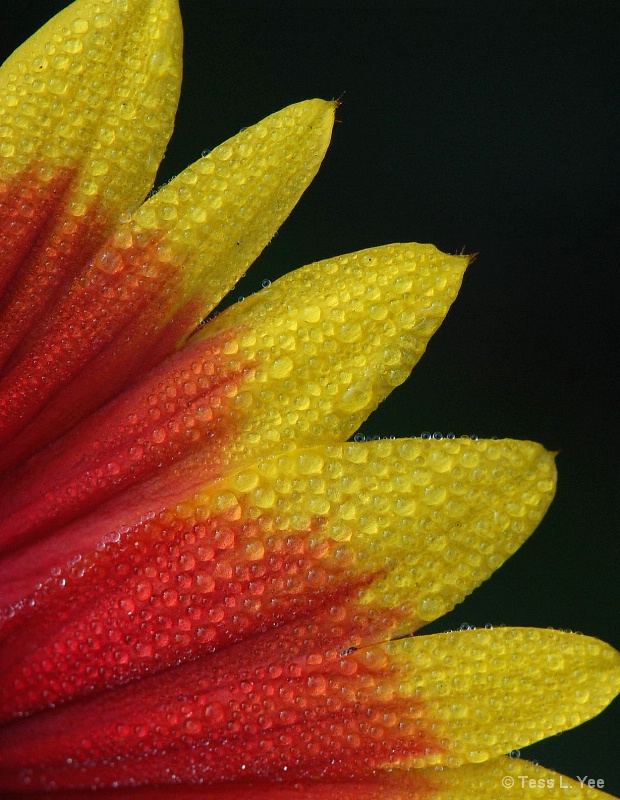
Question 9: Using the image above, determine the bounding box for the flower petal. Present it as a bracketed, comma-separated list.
[204, 243, 470, 457]
[378, 628, 620, 768]
[0, 0, 182, 360]
[0, 242, 467, 559]
[0, 99, 335, 471]
[0, 438, 555, 719]
[0, 757, 615, 799]
[0, 627, 617, 789]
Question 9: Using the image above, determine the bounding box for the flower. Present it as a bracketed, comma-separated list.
[0, 1, 618, 797]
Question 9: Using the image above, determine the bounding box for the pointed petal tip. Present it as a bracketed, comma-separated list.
[0, 435, 558, 717]
[385, 628, 620, 769]
[130, 96, 337, 322]
[197, 242, 469, 458]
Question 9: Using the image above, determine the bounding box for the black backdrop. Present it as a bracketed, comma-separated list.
[2, 0, 619, 793]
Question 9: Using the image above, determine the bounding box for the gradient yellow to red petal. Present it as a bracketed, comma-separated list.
[0, 615, 444, 790]
[0, 242, 467, 594]
[0, 0, 183, 362]
[0, 98, 336, 474]
[0, 438, 555, 721]
[2, 2, 620, 797]
[1, 0, 183, 460]
[0, 0, 336, 470]
[1, 624, 618, 791]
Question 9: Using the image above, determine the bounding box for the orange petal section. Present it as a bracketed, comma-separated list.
[0, 327, 252, 558]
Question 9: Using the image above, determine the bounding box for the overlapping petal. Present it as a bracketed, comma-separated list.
[0, 0, 182, 407]
[0, 436, 555, 718]
[1, 627, 618, 789]
[0, 0, 182, 302]
[0, 0, 335, 471]
[0, 243, 467, 562]
[0, 0, 619, 797]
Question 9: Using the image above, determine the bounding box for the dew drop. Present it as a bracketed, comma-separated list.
[245, 540, 265, 561]
[302, 304, 321, 323]
[338, 382, 372, 413]
[204, 702, 225, 724]
[270, 356, 293, 379]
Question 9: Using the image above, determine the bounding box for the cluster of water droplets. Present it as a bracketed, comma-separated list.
[353, 431, 486, 442]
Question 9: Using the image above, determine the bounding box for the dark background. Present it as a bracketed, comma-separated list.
[2, 0, 619, 793]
